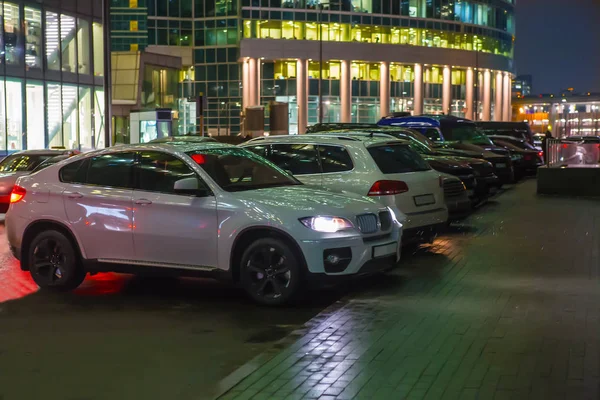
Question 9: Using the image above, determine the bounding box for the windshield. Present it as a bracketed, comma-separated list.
[0, 154, 54, 172]
[31, 156, 69, 173]
[186, 147, 300, 192]
[445, 125, 493, 145]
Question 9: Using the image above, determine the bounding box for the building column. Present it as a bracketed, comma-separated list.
[465, 68, 474, 120]
[442, 65, 452, 115]
[242, 59, 250, 110]
[380, 61, 390, 118]
[503, 73, 512, 121]
[414, 63, 424, 115]
[296, 59, 308, 134]
[340, 60, 352, 123]
[482, 69, 492, 121]
[494, 71, 503, 121]
[248, 58, 259, 107]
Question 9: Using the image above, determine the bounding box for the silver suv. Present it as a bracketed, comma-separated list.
[6, 143, 401, 305]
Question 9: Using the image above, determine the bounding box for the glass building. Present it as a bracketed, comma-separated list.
[0, 0, 107, 154]
[113, 0, 515, 136]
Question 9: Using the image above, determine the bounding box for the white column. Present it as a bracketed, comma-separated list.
[242, 58, 250, 110]
[482, 69, 492, 121]
[380, 61, 390, 118]
[465, 68, 474, 120]
[442, 65, 452, 115]
[503, 73, 512, 121]
[494, 71, 503, 121]
[413, 63, 424, 115]
[340, 60, 352, 123]
[248, 58, 258, 107]
[296, 59, 308, 134]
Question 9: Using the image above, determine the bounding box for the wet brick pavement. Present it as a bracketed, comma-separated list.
[217, 180, 600, 400]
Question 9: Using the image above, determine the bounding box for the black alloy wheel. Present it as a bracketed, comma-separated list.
[240, 238, 301, 306]
[28, 230, 86, 291]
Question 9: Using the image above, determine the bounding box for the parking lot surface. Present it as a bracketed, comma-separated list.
[218, 180, 600, 400]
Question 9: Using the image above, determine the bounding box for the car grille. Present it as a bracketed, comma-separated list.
[443, 179, 466, 198]
[356, 214, 378, 234]
[379, 210, 392, 231]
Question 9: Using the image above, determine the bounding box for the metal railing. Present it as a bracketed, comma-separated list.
[546, 139, 600, 167]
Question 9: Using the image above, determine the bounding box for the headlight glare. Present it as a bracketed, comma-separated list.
[299, 216, 354, 233]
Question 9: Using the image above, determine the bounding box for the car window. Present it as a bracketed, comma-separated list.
[0, 154, 53, 172]
[86, 152, 135, 188]
[368, 144, 431, 174]
[186, 147, 300, 192]
[136, 151, 209, 194]
[267, 144, 321, 175]
[31, 156, 69, 173]
[424, 128, 443, 142]
[60, 158, 90, 184]
[318, 145, 353, 173]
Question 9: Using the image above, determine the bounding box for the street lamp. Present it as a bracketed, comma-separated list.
[318, 1, 340, 124]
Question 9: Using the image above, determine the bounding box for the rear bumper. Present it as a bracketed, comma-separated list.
[404, 207, 448, 231]
[446, 196, 472, 220]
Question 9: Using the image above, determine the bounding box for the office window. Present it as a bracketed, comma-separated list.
[77, 19, 91, 75]
[5, 79, 22, 150]
[26, 81, 45, 149]
[25, 7, 42, 69]
[61, 14, 77, 74]
[4, 3, 22, 66]
[92, 22, 104, 77]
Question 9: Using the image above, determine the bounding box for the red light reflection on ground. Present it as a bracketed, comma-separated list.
[0, 258, 38, 303]
[74, 272, 128, 296]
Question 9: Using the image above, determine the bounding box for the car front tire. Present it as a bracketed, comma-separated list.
[239, 237, 302, 306]
[27, 230, 86, 292]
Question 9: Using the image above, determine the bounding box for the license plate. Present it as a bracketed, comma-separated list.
[372, 242, 397, 258]
[495, 163, 507, 169]
[414, 194, 435, 206]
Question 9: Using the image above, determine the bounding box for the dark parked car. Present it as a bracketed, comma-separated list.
[488, 135, 544, 178]
[476, 121, 535, 144]
[378, 115, 515, 184]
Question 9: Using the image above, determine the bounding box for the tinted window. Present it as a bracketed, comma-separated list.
[136, 151, 206, 194]
[267, 144, 321, 175]
[86, 153, 135, 188]
[32, 156, 69, 173]
[424, 128, 443, 142]
[60, 158, 90, 183]
[0, 154, 53, 172]
[186, 147, 300, 192]
[318, 145, 353, 173]
[368, 145, 431, 174]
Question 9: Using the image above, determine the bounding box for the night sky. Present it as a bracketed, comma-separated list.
[515, 0, 600, 94]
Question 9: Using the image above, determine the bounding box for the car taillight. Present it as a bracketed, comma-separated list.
[538, 151, 544, 157]
[523, 154, 533, 161]
[10, 185, 26, 203]
[368, 180, 409, 196]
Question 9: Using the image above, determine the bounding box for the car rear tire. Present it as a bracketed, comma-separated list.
[27, 230, 86, 292]
[239, 238, 302, 306]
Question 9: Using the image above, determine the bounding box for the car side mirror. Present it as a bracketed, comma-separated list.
[173, 177, 210, 196]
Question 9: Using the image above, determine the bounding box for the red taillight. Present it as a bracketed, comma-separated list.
[524, 154, 534, 161]
[368, 180, 409, 196]
[191, 154, 206, 165]
[10, 185, 26, 203]
[538, 151, 544, 157]
[561, 143, 568, 149]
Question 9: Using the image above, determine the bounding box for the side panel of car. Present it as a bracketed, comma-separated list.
[61, 152, 136, 261]
[131, 151, 219, 268]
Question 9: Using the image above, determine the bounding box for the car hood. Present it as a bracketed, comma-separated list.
[423, 156, 473, 175]
[231, 185, 386, 219]
[0, 172, 25, 194]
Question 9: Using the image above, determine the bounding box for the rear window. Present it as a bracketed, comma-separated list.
[368, 144, 431, 174]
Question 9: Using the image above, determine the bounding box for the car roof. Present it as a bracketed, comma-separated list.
[10, 149, 68, 156]
[76, 142, 236, 159]
[244, 133, 410, 147]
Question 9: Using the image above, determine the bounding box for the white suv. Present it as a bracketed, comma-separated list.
[241, 134, 448, 242]
[6, 143, 401, 305]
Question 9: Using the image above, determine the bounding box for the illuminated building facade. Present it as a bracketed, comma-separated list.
[0, 0, 107, 153]
[118, 0, 516, 135]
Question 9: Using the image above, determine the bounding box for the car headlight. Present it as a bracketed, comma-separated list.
[299, 216, 354, 233]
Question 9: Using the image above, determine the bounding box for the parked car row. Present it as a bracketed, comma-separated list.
[3, 117, 543, 306]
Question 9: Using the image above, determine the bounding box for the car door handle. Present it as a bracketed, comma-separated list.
[135, 199, 153, 206]
[66, 192, 83, 199]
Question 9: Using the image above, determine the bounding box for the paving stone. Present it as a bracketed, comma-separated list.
[218, 182, 600, 400]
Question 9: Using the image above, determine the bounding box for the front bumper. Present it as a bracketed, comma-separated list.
[297, 226, 402, 277]
[474, 174, 500, 195]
